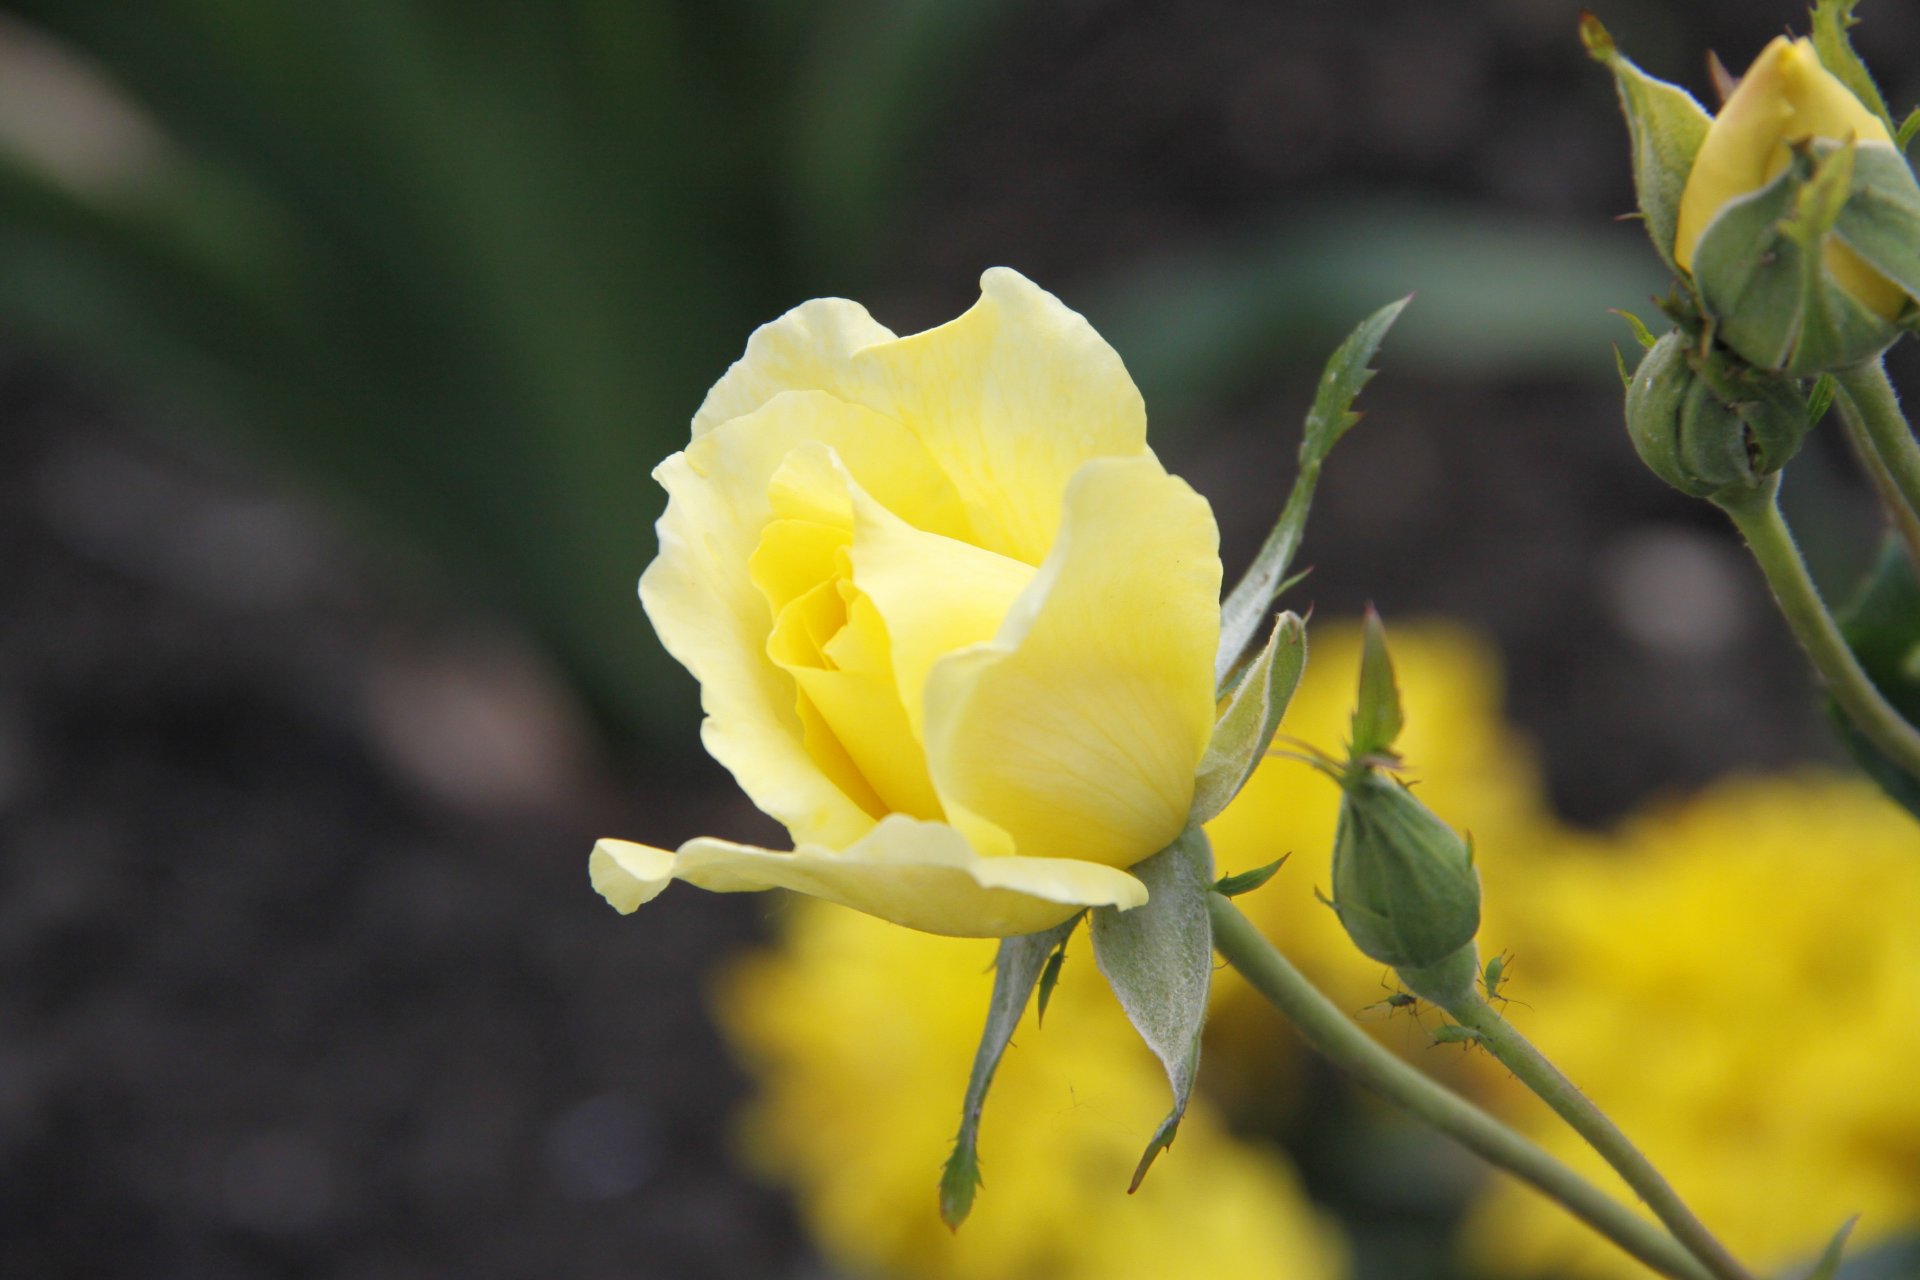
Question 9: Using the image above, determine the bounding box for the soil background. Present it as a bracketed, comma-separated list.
[3, 2, 1914, 1277]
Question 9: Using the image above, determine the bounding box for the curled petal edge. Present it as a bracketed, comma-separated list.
[590, 816, 1149, 939]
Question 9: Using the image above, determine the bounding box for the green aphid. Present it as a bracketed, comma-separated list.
[1429, 1023, 1484, 1049]
[1480, 950, 1531, 1009]
[1361, 988, 1421, 1020]
[1482, 951, 1511, 1002]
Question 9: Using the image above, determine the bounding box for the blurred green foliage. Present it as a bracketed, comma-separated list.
[0, 1, 1665, 752]
[0, 0, 1016, 747]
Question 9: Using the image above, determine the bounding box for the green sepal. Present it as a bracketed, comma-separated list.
[1090, 828, 1214, 1192]
[1833, 538, 1920, 818]
[1623, 332, 1811, 499]
[1214, 854, 1289, 898]
[939, 911, 1085, 1228]
[1192, 611, 1308, 823]
[1692, 147, 1900, 375]
[1804, 1215, 1859, 1280]
[1811, 0, 1894, 134]
[1349, 605, 1404, 764]
[1580, 12, 1712, 274]
[1216, 297, 1408, 687]
[1830, 143, 1920, 304]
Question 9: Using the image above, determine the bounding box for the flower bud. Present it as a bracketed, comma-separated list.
[1589, 22, 1920, 374]
[1680, 38, 1920, 373]
[1624, 331, 1809, 498]
[1324, 612, 1481, 996]
[1330, 769, 1482, 980]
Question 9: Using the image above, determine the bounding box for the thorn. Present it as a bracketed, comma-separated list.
[1707, 49, 1738, 105]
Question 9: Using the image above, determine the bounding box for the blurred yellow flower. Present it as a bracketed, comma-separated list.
[717, 898, 1347, 1280]
[708, 615, 1920, 1279]
[1673, 35, 1902, 319]
[1465, 773, 1920, 1278]
[593, 267, 1222, 938]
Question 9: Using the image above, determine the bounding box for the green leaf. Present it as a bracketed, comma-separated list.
[1611, 307, 1660, 350]
[1215, 297, 1408, 687]
[1897, 107, 1920, 154]
[940, 911, 1084, 1227]
[1192, 612, 1308, 823]
[1214, 854, 1289, 898]
[1805, 1215, 1860, 1280]
[1034, 924, 1077, 1029]
[1349, 606, 1404, 763]
[1809, 374, 1839, 425]
[1580, 12, 1713, 273]
[1811, 0, 1894, 134]
[1834, 539, 1920, 820]
[1090, 828, 1214, 1192]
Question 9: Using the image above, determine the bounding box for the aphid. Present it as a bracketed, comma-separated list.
[1362, 972, 1422, 1020]
[1361, 990, 1420, 1019]
[1481, 950, 1531, 1009]
[1482, 951, 1512, 1002]
[1429, 1023, 1484, 1049]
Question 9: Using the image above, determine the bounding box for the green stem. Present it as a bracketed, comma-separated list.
[1714, 476, 1920, 782]
[1442, 990, 1754, 1280]
[1835, 360, 1920, 533]
[1207, 897, 1714, 1280]
[1833, 370, 1920, 572]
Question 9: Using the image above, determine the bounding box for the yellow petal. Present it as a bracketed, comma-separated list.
[1774, 36, 1890, 151]
[601, 815, 1149, 938]
[641, 391, 962, 848]
[692, 298, 896, 437]
[848, 268, 1149, 565]
[841, 478, 1036, 742]
[1675, 37, 1899, 318]
[590, 839, 676, 913]
[922, 455, 1221, 869]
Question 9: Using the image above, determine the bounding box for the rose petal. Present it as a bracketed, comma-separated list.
[1674, 37, 1901, 316]
[840, 477, 1035, 743]
[849, 267, 1149, 565]
[692, 299, 896, 437]
[600, 815, 1148, 938]
[642, 391, 961, 847]
[590, 839, 677, 913]
[922, 455, 1221, 869]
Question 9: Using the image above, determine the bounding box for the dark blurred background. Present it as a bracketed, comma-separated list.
[0, 1, 1912, 1276]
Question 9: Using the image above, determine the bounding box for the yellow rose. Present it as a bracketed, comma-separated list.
[1673, 35, 1903, 319]
[591, 268, 1222, 938]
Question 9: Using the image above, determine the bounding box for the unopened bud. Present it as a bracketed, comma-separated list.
[1624, 331, 1809, 499]
[1324, 614, 1481, 1003]
[1330, 770, 1482, 978]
